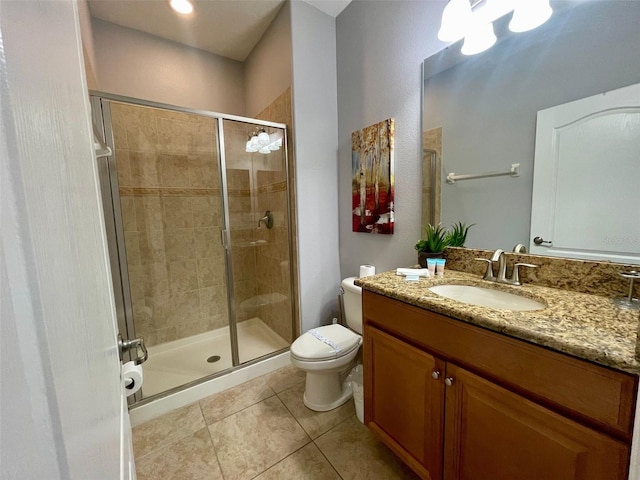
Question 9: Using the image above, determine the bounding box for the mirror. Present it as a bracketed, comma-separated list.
[422, 0, 640, 263]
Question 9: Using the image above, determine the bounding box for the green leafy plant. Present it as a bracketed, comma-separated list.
[415, 223, 448, 253]
[415, 222, 474, 253]
[444, 221, 475, 247]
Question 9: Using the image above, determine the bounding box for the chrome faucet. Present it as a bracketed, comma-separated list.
[475, 249, 538, 286]
[512, 243, 527, 254]
[474, 249, 504, 282]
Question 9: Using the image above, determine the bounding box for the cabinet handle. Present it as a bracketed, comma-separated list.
[431, 371, 441, 380]
[444, 377, 454, 387]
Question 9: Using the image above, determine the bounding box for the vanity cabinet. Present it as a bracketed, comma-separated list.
[363, 291, 637, 480]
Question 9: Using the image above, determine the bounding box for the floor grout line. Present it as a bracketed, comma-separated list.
[199, 387, 277, 427]
[313, 440, 345, 480]
[312, 414, 358, 480]
[275, 385, 311, 438]
[131, 404, 209, 463]
[246, 442, 314, 480]
[198, 401, 228, 480]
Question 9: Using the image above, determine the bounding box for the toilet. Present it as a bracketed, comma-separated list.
[290, 277, 363, 411]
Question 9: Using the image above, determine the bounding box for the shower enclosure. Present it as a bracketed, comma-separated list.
[92, 93, 295, 403]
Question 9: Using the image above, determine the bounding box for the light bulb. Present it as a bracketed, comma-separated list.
[169, 0, 194, 15]
[438, 0, 473, 42]
[461, 21, 496, 56]
[257, 131, 270, 146]
[259, 147, 271, 154]
[268, 133, 281, 150]
[509, 0, 552, 33]
[246, 140, 258, 153]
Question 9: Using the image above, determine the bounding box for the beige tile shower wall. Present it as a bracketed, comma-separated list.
[225, 164, 259, 323]
[422, 127, 442, 228]
[255, 88, 297, 341]
[256, 175, 293, 342]
[111, 102, 229, 347]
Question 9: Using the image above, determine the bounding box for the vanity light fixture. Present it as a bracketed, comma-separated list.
[461, 21, 496, 55]
[169, 0, 194, 15]
[438, 0, 553, 55]
[245, 129, 282, 154]
[509, 0, 553, 33]
[437, 0, 473, 42]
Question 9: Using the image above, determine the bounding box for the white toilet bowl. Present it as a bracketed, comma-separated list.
[290, 278, 363, 411]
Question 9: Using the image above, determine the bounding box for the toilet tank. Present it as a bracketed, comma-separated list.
[341, 277, 363, 334]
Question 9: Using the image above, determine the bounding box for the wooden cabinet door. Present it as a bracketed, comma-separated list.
[443, 364, 630, 480]
[364, 326, 445, 479]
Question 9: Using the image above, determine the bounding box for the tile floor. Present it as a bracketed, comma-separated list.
[133, 365, 420, 480]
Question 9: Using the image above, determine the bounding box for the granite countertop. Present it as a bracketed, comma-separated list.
[356, 269, 640, 375]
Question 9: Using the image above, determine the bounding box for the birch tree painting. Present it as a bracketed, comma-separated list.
[351, 118, 395, 234]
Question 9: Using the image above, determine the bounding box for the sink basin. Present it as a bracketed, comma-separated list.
[428, 285, 545, 311]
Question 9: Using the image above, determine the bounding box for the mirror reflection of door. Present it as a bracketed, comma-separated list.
[530, 82, 640, 263]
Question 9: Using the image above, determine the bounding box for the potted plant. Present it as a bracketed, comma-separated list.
[415, 222, 473, 267]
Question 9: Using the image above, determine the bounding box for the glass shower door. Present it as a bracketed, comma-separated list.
[220, 118, 293, 365]
[94, 94, 294, 402]
[99, 99, 233, 399]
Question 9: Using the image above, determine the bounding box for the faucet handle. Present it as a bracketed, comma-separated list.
[511, 263, 538, 286]
[475, 258, 496, 281]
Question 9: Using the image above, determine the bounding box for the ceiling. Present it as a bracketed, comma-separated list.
[87, 0, 352, 62]
[304, 0, 352, 17]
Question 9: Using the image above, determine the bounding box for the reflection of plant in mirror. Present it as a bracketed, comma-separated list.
[445, 221, 475, 247]
[415, 222, 474, 253]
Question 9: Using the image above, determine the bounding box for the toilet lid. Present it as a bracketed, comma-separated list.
[291, 324, 361, 361]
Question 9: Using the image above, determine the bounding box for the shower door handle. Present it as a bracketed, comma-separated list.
[118, 334, 148, 365]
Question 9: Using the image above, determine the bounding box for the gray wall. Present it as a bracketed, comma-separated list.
[77, 0, 98, 90]
[244, 2, 292, 117]
[91, 18, 246, 115]
[290, 1, 341, 331]
[336, 0, 446, 277]
[424, 1, 640, 252]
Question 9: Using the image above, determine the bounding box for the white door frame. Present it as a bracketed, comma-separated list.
[0, 1, 132, 478]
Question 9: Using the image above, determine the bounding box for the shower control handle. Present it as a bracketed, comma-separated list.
[118, 334, 148, 365]
[258, 211, 274, 229]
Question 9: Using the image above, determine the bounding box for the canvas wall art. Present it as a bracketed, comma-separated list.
[351, 118, 395, 234]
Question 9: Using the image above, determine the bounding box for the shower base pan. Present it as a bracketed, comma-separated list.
[141, 318, 288, 398]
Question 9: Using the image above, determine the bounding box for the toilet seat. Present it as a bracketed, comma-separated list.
[291, 324, 361, 361]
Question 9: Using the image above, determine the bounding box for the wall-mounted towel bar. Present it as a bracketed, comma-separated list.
[446, 163, 520, 184]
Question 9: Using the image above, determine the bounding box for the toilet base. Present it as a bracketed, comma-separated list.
[303, 371, 353, 412]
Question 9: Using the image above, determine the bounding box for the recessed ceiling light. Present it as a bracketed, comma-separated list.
[169, 0, 194, 15]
